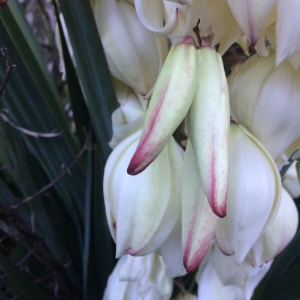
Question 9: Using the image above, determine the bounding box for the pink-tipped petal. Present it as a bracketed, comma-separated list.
[182, 141, 219, 272]
[187, 47, 230, 218]
[127, 36, 197, 175]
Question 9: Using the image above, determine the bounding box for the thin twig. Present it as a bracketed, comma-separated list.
[12, 137, 88, 209]
[0, 200, 80, 299]
[0, 109, 62, 138]
[16, 246, 39, 266]
[0, 48, 16, 97]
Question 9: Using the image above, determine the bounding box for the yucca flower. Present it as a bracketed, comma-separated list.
[215, 123, 281, 264]
[229, 49, 300, 168]
[249, 187, 298, 267]
[91, 0, 168, 97]
[196, 245, 272, 300]
[104, 130, 183, 257]
[103, 253, 173, 300]
[128, 32, 230, 221]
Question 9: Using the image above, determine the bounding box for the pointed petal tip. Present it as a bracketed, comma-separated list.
[183, 255, 205, 273]
[182, 35, 196, 45]
[183, 241, 211, 273]
[126, 248, 137, 255]
[127, 158, 150, 175]
[210, 202, 227, 218]
[126, 163, 140, 176]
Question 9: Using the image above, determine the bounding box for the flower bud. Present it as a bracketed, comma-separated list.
[127, 36, 197, 175]
[181, 141, 219, 272]
[186, 45, 230, 218]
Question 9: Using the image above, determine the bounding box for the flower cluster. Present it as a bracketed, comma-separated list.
[58, 0, 300, 299]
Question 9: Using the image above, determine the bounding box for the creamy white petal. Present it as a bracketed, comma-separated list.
[104, 131, 183, 257]
[249, 188, 298, 266]
[104, 254, 172, 300]
[187, 46, 230, 217]
[226, 0, 277, 46]
[158, 228, 186, 278]
[182, 141, 219, 272]
[276, 0, 300, 66]
[93, 0, 168, 95]
[229, 51, 300, 168]
[215, 124, 281, 264]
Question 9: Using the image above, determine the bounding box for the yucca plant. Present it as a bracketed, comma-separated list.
[0, 1, 300, 300]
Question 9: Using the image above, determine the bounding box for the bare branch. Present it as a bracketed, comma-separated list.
[0, 48, 16, 97]
[0, 109, 62, 138]
[12, 137, 88, 209]
[16, 246, 38, 266]
[0, 201, 80, 299]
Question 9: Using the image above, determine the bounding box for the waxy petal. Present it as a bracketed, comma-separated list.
[226, 0, 277, 46]
[276, 0, 300, 66]
[93, 0, 168, 95]
[186, 46, 230, 218]
[104, 131, 183, 257]
[196, 245, 273, 300]
[135, 0, 242, 52]
[229, 50, 300, 168]
[182, 141, 219, 272]
[249, 188, 298, 266]
[158, 228, 186, 278]
[128, 37, 197, 175]
[127, 136, 183, 255]
[215, 124, 281, 264]
[197, 256, 237, 300]
[104, 253, 173, 300]
[134, 0, 180, 36]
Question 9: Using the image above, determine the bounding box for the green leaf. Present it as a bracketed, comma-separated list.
[82, 129, 114, 299]
[0, 15, 86, 227]
[5, 126, 82, 288]
[54, 2, 90, 147]
[57, 0, 118, 161]
[0, 0, 78, 152]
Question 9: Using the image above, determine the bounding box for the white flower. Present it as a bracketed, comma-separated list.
[103, 253, 173, 300]
[134, 0, 242, 53]
[229, 50, 300, 168]
[215, 124, 281, 264]
[92, 0, 168, 96]
[181, 141, 219, 272]
[248, 187, 299, 266]
[196, 245, 272, 300]
[109, 80, 146, 149]
[104, 130, 183, 257]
